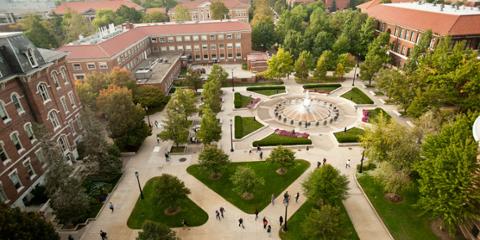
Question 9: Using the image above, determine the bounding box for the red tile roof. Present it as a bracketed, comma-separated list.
[361, 3, 480, 36]
[54, 0, 143, 15]
[357, 0, 414, 11]
[58, 21, 251, 60]
[175, 0, 249, 10]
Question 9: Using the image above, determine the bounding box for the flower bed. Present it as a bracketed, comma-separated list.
[274, 129, 309, 138]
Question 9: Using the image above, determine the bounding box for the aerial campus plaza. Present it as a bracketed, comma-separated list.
[0, 0, 480, 239]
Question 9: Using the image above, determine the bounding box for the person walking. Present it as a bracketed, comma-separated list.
[216, 210, 221, 220]
[164, 152, 169, 161]
[109, 202, 114, 213]
[346, 159, 351, 168]
[154, 120, 159, 128]
[267, 225, 272, 237]
[262, 217, 268, 229]
[323, 158, 327, 165]
[295, 192, 300, 203]
[255, 208, 259, 221]
[156, 137, 160, 144]
[279, 216, 284, 226]
[317, 161, 321, 168]
[68, 235, 74, 240]
[271, 194, 275, 205]
[283, 191, 290, 202]
[100, 230, 107, 240]
[238, 218, 245, 228]
[259, 151, 263, 160]
[219, 207, 225, 218]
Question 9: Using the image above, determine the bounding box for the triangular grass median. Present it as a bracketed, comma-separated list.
[127, 177, 208, 229]
[187, 160, 310, 214]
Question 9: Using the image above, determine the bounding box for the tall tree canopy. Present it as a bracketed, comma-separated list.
[0, 205, 60, 240]
[210, 0, 229, 20]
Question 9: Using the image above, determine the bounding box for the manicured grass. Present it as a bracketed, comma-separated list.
[127, 177, 208, 229]
[247, 85, 286, 96]
[234, 116, 264, 139]
[357, 174, 438, 240]
[170, 146, 186, 153]
[341, 87, 374, 104]
[280, 200, 359, 240]
[334, 127, 365, 143]
[187, 160, 310, 213]
[253, 133, 312, 147]
[303, 83, 341, 93]
[222, 81, 284, 87]
[367, 108, 391, 123]
[234, 92, 253, 108]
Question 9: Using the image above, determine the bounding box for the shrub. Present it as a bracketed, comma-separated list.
[253, 133, 312, 146]
[246, 85, 285, 91]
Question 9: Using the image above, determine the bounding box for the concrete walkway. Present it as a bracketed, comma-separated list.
[79, 70, 397, 240]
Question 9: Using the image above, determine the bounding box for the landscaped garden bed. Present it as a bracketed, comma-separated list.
[234, 116, 264, 139]
[253, 132, 312, 147]
[341, 87, 374, 104]
[127, 177, 208, 229]
[221, 80, 284, 87]
[247, 85, 286, 96]
[357, 174, 438, 240]
[334, 127, 365, 143]
[303, 83, 341, 93]
[187, 160, 310, 213]
[363, 108, 391, 123]
[170, 146, 186, 153]
[234, 92, 252, 108]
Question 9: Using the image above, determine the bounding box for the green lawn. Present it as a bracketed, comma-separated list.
[222, 81, 284, 87]
[234, 92, 253, 109]
[334, 127, 365, 143]
[367, 108, 391, 123]
[302, 83, 341, 93]
[127, 177, 208, 229]
[253, 133, 312, 146]
[357, 174, 438, 240]
[280, 200, 359, 240]
[187, 160, 310, 213]
[234, 116, 264, 139]
[247, 85, 286, 96]
[341, 87, 374, 104]
[296, 76, 340, 83]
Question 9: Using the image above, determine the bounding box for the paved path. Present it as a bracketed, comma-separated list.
[79, 70, 397, 240]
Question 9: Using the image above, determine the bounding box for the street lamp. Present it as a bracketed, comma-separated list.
[231, 69, 235, 92]
[283, 196, 289, 231]
[352, 61, 359, 86]
[230, 119, 234, 152]
[144, 106, 151, 128]
[135, 171, 144, 200]
[359, 150, 365, 173]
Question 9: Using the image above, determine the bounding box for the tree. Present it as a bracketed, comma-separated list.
[109, 67, 137, 90]
[314, 50, 335, 80]
[208, 64, 229, 83]
[197, 106, 222, 144]
[251, 19, 276, 51]
[49, 177, 90, 225]
[184, 68, 203, 92]
[174, 5, 191, 22]
[143, 12, 169, 23]
[230, 167, 264, 200]
[133, 85, 168, 109]
[251, 0, 273, 26]
[332, 33, 349, 55]
[403, 30, 432, 73]
[359, 32, 390, 85]
[92, 10, 121, 28]
[168, 88, 197, 119]
[198, 144, 230, 178]
[96, 85, 151, 151]
[75, 72, 110, 108]
[374, 68, 415, 112]
[358, 17, 376, 58]
[266, 48, 294, 80]
[116, 5, 143, 23]
[210, 0, 229, 20]
[202, 65, 225, 113]
[371, 162, 412, 195]
[137, 221, 178, 240]
[302, 205, 348, 240]
[334, 62, 345, 80]
[154, 174, 191, 214]
[302, 164, 349, 206]
[159, 108, 189, 147]
[294, 51, 311, 81]
[0, 205, 60, 240]
[283, 30, 304, 57]
[415, 114, 480, 235]
[62, 11, 94, 43]
[266, 146, 295, 174]
[18, 15, 59, 48]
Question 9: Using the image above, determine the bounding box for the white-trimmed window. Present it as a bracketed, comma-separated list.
[161, 46, 167, 51]
[23, 159, 36, 179]
[201, 35, 207, 41]
[227, 43, 233, 49]
[58, 135, 69, 153]
[87, 63, 96, 70]
[35, 148, 46, 167]
[184, 35, 191, 41]
[202, 44, 208, 50]
[168, 46, 175, 51]
[219, 43, 225, 49]
[0, 141, 9, 164]
[210, 44, 216, 50]
[193, 35, 199, 41]
[235, 43, 241, 48]
[167, 36, 174, 43]
[69, 120, 76, 136]
[228, 53, 233, 59]
[151, 37, 157, 43]
[48, 110, 60, 130]
[236, 33, 241, 39]
[211, 54, 217, 60]
[51, 71, 60, 89]
[24, 122, 35, 142]
[60, 96, 69, 113]
[210, 34, 216, 40]
[195, 54, 201, 60]
[203, 54, 209, 60]
[226, 34, 232, 40]
[10, 132, 23, 152]
[26, 48, 38, 68]
[60, 67, 69, 84]
[68, 91, 76, 108]
[218, 34, 224, 40]
[99, 62, 108, 70]
[0, 101, 10, 123]
[0, 183, 8, 203]
[177, 45, 184, 51]
[236, 52, 242, 59]
[176, 36, 183, 42]
[74, 74, 85, 81]
[8, 170, 23, 191]
[11, 93, 24, 114]
[37, 83, 50, 102]
[194, 45, 200, 50]
[219, 53, 225, 59]
[72, 63, 82, 71]
[185, 45, 192, 50]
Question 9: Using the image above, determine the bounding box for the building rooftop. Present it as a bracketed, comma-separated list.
[173, 0, 249, 10]
[135, 53, 181, 85]
[0, 0, 55, 14]
[0, 32, 22, 38]
[53, 0, 143, 15]
[38, 48, 67, 62]
[388, 2, 480, 15]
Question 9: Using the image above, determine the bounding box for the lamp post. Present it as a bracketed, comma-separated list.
[230, 119, 234, 152]
[144, 106, 151, 128]
[352, 62, 359, 86]
[359, 150, 365, 173]
[231, 69, 235, 92]
[135, 171, 144, 199]
[283, 196, 289, 231]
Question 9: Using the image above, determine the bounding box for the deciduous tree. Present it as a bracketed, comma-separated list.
[359, 32, 390, 85]
[137, 221, 178, 240]
[198, 144, 230, 179]
[154, 174, 191, 214]
[50, 177, 90, 225]
[266, 48, 294, 80]
[251, 19, 276, 51]
[210, 0, 229, 20]
[231, 167, 264, 200]
[302, 164, 349, 206]
[197, 106, 221, 144]
[294, 51, 311, 81]
[302, 205, 348, 240]
[174, 5, 191, 22]
[266, 146, 295, 174]
[0, 205, 60, 240]
[403, 30, 432, 73]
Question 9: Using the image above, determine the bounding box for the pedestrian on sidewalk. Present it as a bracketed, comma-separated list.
[283, 191, 290, 202]
[259, 151, 263, 159]
[154, 120, 159, 128]
[323, 158, 327, 165]
[68, 235, 74, 240]
[257, 146, 261, 152]
[100, 230, 107, 240]
[271, 194, 275, 205]
[279, 216, 283, 226]
[238, 218, 245, 228]
[156, 137, 160, 144]
[262, 217, 268, 229]
[216, 210, 221, 220]
[295, 192, 300, 203]
[317, 161, 321, 168]
[219, 207, 225, 218]
[255, 208, 259, 221]
[109, 202, 114, 213]
[164, 152, 169, 161]
[248, 149, 252, 154]
[346, 159, 351, 168]
[267, 225, 272, 237]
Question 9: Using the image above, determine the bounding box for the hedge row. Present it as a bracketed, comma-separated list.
[303, 83, 341, 89]
[246, 85, 286, 91]
[253, 133, 312, 147]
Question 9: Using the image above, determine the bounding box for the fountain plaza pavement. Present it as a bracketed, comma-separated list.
[76, 71, 407, 240]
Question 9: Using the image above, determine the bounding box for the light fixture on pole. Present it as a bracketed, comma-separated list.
[144, 106, 151, 127]
[230, 119, 234, 152]
[231, 69, 235, 92]
[135, 171, 144, 200]
[283, 196, 289, 231]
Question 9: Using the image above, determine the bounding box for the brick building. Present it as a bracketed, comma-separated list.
[168, 0, 249, 22]
[0, 32, 82, 207]
[358, 1, 480, 66]
[58, 20, 252, 92]
[53, 0, 144, 21]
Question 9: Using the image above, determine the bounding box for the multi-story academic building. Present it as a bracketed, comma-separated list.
[0, 32, 82, 207]
[358, 0, 480, 66]
[168, 0, 249, 22]
[58, 20, 252, 93]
